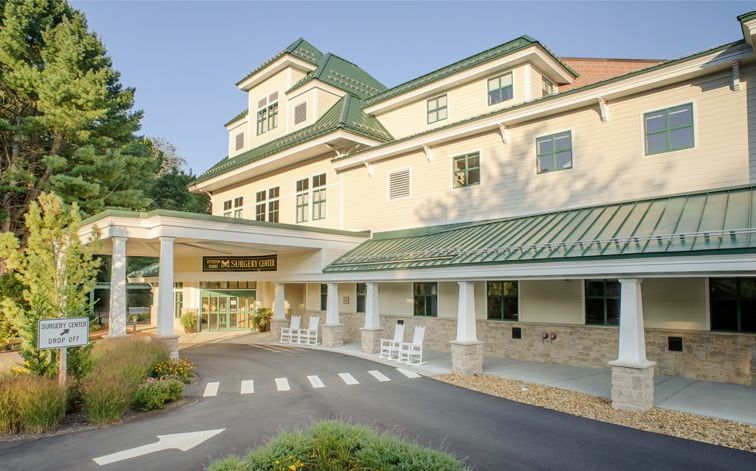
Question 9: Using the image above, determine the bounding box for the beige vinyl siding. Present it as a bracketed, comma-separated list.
[642, 278, 707, 330]
[342, 67, 752, 232]
[520, 280, 584, 324]
[227, 121, 247, 157]
[375, 63, 529, 140]
[286, 86, 343, 131]
[379, 282, 413, 316]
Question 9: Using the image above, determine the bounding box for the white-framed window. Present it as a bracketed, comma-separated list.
[388, 168, 411, 200]
[488, 72, 513, 105]
[542, 76, 556, 96]
[427, 95, 447, 124]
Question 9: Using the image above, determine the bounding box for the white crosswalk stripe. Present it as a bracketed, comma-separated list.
[396, 368, 421, 379]
[275, 377, 291, 391]
[338, 373, 359, 385]
[203, 382, 220, 397]
[307, 375, 325, 388]
[240, 380, 254, 394]
[368, 370, 391, 382]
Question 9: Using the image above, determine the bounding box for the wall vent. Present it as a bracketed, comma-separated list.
[234, 132, 244, 151]
[294, 102, 307, 124]
[668, 336, 683, 352]
[388, 168, 411, 199]
[512, 327, 522, 339]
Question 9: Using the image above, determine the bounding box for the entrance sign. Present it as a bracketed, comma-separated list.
[38, 317, 89, 350]
[202, 255, 277, 272]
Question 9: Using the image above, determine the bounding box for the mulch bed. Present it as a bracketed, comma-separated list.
[435, 374, 756, 453]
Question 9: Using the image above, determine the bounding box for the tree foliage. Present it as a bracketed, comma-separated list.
[0, 192, 100, 375]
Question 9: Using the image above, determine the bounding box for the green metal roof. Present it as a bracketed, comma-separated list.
[128, 263, 160, 279]
[737, 10, 756, 23]
[224, 109, 248, 127]
[196, 95, 392, 184]
[236, 38, 323, 86]
[363, 36, 577, 107]
[324, 185, 756, 273]
[287, 53, 387, 100]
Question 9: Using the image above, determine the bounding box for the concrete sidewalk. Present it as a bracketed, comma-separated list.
[243, 337, 756, 426]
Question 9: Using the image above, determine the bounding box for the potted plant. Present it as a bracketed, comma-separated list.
[180, 312, 197, 333]
[252, 308, 272, 332]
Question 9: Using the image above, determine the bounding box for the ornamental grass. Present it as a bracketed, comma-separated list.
[0, 374, 66, 434]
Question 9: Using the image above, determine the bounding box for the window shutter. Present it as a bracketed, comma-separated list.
[388, 169, 411, 199]
[294, 102, 307, 124]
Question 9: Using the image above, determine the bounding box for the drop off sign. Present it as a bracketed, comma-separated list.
[38, 317, 89, 350]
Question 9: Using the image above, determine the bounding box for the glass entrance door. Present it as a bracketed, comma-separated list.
[199, 289, 256, 331]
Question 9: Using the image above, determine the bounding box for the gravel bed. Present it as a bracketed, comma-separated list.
[436, 374, 756, 453]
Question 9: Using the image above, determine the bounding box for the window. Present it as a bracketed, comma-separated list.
[255, 190, 266, 221]
[413, 282, 437, 317]
[488, 72, 513, 105]
[312, 173, 326, 220]
[585, 280, 620, 325]
[233, 197, 243, 218]
[542, 76, 555, 96]
[709, 278, 755, 332]
[256, 107, 267, 135]
[356, 283, 366, 313]
[388, 168, 411, 200]
[644, 103, 694, 155]
[256, 93, 279, 135]
[173, 282, 183, 319]
[453, 152, 480, 188]
[294, 102, 307, 124]
[223, 200, 232, 217]
[296, 178, 309, 223]
[487, 281, 518, 321]
[536, 131, 573, 174]
[268, 187, 280, 222]
[267, 102, 278, 130]
[234, 132, 244, 151]
[427, 95, 447, 124]
[320, 284, 328, 311]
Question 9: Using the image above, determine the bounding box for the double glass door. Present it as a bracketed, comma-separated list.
[200, 290, 256, 331]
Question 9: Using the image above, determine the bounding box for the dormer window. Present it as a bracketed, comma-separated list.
[256, 92, 279, 135]
[427, 95, 447, 124]
[542, 76, 556, 96]
[488, 72, 513, 105]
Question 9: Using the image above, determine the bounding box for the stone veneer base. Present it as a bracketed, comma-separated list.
[451, 341, 484, 376]
[360, 328, 383, 353]
[156, 335, 180, 359]
[270, 318, 289, 340]
[322, 324, 344, 347]
[610, 363, 655, 411]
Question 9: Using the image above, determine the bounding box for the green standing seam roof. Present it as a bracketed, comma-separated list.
[363, 36, 578, 107]
[196, 95, 393, 184]
[287, 53, 387, 100]
[737, 10, 756, 23]
[324, 185, 756, 273]
[236, 38, 323, 86]
[224, 109, 248, 127]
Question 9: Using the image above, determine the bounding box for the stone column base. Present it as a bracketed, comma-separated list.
[451, 340, 484, 376]
[609, 361, 655, 411]
[156, 335, 180, 359]
[322, 324, 344, 348]
[270, 318, 288, 340]
[360, 328, 383, 353]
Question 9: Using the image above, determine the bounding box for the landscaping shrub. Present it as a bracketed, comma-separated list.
[181, 312, 197, 332]
[133, 377, 183, 411]
[153, 358, 195, 383]
[0, 374, 66, 434]
[252, 308, 272, 332]
[207, 421, 467, 471]
[81, 371, 133, 424]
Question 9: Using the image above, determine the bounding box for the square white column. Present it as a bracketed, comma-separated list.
[325, 283, 340, 325]
[273, 282, 286, 320]
[610, 278, 653, 368]
[455, 281, 477, 343]
[156, 237, 175, 338]
[108, 236, 127, 338]
[363, 282, 380, 329]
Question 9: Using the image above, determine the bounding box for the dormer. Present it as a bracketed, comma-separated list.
[363, 36, 577, 140]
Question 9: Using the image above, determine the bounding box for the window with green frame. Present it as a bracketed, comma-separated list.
[223, 200, 232, 217]
[413, 282, 437, 317]
[709, 278, 755, 333]
[268, 187, 280, 223]
[255, 190, 266, 221]
[487, 281, 518, 320]
[256, 107, 267, 135]
[644, 103, 694, 155]
[453, 152, 480, 188]
[267, 102, 278, 131]
[536, 131, 573, 174]
[585, 280, 620, 325]
[320, 284, 328, 311]
[488, 72, 513, 105]
[296, 178, 309, 223]
[356, 283, 366, 313]
[173, 282, 183, 318]
[312, 173, 326, 220]
[427, 95, 447, 124]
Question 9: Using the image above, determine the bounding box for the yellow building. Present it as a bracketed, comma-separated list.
[83, 12, 756, 411]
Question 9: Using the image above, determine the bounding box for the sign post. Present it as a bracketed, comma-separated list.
[38, 317, 89, 386]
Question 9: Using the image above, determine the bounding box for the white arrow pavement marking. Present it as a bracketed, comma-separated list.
[396, 368, 421, 379]
[368, 370, 391, 382]
[93, 429, 225, 466]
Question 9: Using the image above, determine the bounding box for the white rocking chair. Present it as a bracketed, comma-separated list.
[379, 322, 405, 360]
[297, 316, 320, 345]
[398, 326, 425, 365]
[280, 316, 301, 343]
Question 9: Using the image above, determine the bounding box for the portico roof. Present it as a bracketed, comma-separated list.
[325, 185, 756, 273]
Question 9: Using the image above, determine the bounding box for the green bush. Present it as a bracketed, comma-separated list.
[133, 377, 183, 411]
[153, 358, 195, 383]
[252, 308, 272, 332]
[180, 312, 197, 332]
[81, 371, 133, 424]
[208, 421, 467, 471]
[0, 374, 66, 434]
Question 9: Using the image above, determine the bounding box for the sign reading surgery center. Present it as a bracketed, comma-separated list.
[38, 317, 89, 350]
[202, 255, 278, 272]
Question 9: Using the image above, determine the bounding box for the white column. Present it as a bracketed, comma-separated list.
[156, 237, 175, 338]
[455, 281, 477, 343]
[325, 283, 340, 325]
[363, 282, 380, 329]
[108, 236, 127, 337]
[273, 282, 286, 320]
[611, 278, 653, 367]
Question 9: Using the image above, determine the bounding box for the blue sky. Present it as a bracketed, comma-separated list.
[72, 1, 752, 175]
